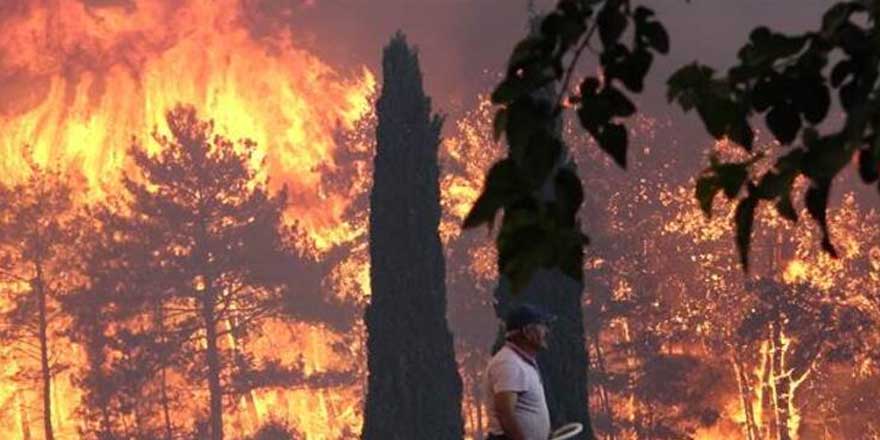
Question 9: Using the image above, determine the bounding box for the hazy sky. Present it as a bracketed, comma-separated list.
[285, 0, 830, 118]
[275, 0, 841, 193]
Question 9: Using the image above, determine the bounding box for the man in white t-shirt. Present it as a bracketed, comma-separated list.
[485, 304, 555, 440]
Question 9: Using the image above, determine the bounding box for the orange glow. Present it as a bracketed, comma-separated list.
[783, 260, 808, 284]
[0, 0, 374, 438]
[0, 0, 375, 255]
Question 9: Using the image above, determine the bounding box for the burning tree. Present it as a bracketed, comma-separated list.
[362, 33, 464, 440]
[69, 105, 300, 440]
[0, 155, 86, 440]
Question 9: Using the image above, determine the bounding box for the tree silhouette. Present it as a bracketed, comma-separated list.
[70, 105, 299, 440]
[362, 33, 464, 440]
[0, 155, 85, 440]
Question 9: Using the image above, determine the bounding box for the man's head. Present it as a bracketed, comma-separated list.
[505, 304, 555, 351]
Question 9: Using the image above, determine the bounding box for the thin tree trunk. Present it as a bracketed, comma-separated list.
[18, 389, 31, 440]
[592, 331, 615, 440]
[225, 318, 261, 428]
[203, 293, 224, 440]
[156, 305, 174, 440]
[760, 336, 776, 440]
[771, 324, 792, 440]
[732, 352, 758, 440]
[161, 366, 173, 440]
[35, 264, 54, 440]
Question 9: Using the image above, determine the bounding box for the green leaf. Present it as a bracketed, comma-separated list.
[715, 162, 749, 198]
[597, 123, 628, 168]
[859, 148, 879, 183]
[822, 3, 860, 33]
[634, 6, 669, 54]
[553, 226, 588, 282]
[491, 78, 526, 105]
[798, 77, 830, 124]
[830, 60, 854, 87]
[463, 159, 521, 229]
[696, 96, 738, 140]
[766, 102, 801, 144]
[576, 79, 612, 130]
[644, 22, 670, 54]
[493, 108, 508, 143]
[491, 66, 555, 105]
[735, 195, 758, 271]
[805, 179, 838, 257]
[667, 63, 715, 108]
[775, 191, 799, 222]
[840, 81, 861, 112]
[597, 1, 627, 49]
[508, 37, 548, 71]
[738, 27, 808, 67]
[506, 99, 546, 160]
[554, 167, 585, 221]
[497, 209, 552, 293]
[728, 117, 755, 151]
[752, 75, 783, 112]
[523, 131, 564, 188]
[802, 134, 852, 180]
[603, 85, 636, 117]
[556, 12, 589, 50]
[695, 175, 721, 217]
[619, 48, 653, 93]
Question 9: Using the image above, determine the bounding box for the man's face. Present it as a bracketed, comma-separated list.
[524, 323, 550, 350]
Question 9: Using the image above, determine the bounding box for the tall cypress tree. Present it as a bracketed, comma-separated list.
[362, 32, 463, 440]
[492, 10, 594, 440]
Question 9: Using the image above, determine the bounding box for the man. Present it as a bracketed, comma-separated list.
[485, 304, 554, 440]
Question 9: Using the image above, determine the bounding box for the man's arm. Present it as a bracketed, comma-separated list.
[494, 391, 528, 440]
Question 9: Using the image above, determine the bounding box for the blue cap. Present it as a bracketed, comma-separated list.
[505, 304, 556, 331]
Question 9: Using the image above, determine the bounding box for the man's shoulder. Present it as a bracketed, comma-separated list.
[488, 345, 525, 369]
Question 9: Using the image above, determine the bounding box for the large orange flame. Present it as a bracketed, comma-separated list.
[0, 1, 374, 438]
[0, 0, 375, 254]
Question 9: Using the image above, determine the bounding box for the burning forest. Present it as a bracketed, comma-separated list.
[1, 1, 880, 440]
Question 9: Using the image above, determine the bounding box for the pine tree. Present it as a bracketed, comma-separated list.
[70, 105, 298, 440]
[0, 157, 85, 440]
[362, 32, 464, 440]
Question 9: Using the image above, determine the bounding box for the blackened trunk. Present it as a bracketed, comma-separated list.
[771, 324, 792, 440]
[732, 352, 758, 440]
[18, 389, 31, 440]
[203, 296, 224, 440]
[161, 366, 173, 440]
[591, 329, 615, 440]
[362, 32, 463, 440]
[35, 265, 55, 440]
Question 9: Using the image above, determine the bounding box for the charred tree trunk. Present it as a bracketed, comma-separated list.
[771, 323, 792, 440]
[203, 291, 224, 440]
[591, 329, 615, 440]
[35, 264, 55, 440]
[362, 32, 463, 440]
[225, 318, 261, 428]
[153, 303, 175, 440]
[160, 366, 173, 440]
[18, 389, 32, 440]
[759, 336, 776, 440]
[732, 352, 759, 440]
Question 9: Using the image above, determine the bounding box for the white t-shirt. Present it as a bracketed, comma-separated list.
[485, 344, 551, 440]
